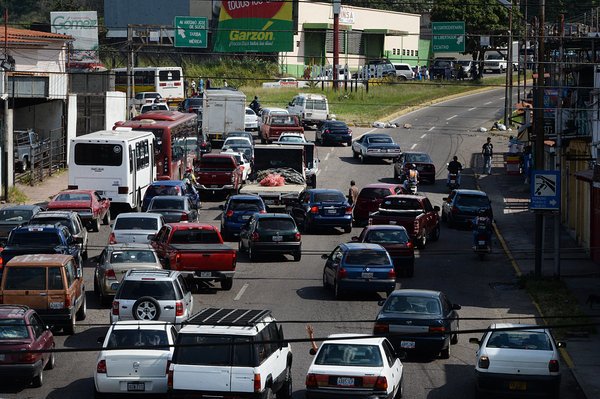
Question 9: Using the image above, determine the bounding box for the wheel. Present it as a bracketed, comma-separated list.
[322, 271, 329, 288]
[394, 376, 404, 398]
[262, 387, 274, 399]
[76, 293, 87, 321]
[451, 333, 458, 345]
[334, 281, 343, 299]
[404, 261, 415, 278]
[399, 75, 408, 81]
[45, 348, 55, 370]
[417, 230, 427, 249]
[360, 153, 367, 164]
[238, 240, 246, 253]
[221, 278, 233, 291]
[91, 217, 100, 232]
[132, 296, 161, 320]
[440, 344, 450, 359]
[278, 366, 293, 399]
[315, 135, 322, 145]
[293, 251, 301, 262]
[32, 369, 43, 387]
[248, 246, 257, 261]
[393, 168, 399, 180]
[103, 209, 111, 225]
[352, 149, 359, 159]
[343, 225, 352, 234]
[441, 211, 447, 222]
[100, 289, 111, 307]
[430, 224, 440, 241]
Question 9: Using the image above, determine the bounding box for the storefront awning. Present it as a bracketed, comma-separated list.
[363, 28, 409, 36]
[302, 23, 352, 31]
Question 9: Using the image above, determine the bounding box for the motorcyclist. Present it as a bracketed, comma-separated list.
[447, 156, 463, 186]
[403, 164, 419, 193]
[184, 167, 197, 186]
[249, 96, 261, 115]
[472, 208, 492, 249]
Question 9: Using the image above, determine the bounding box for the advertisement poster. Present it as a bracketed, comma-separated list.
[51, 11, 99, 63]
[213, 1, 293, 53]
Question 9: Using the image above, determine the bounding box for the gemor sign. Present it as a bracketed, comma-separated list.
[51, 11, 99, 63]
[213, 0, 293, 53]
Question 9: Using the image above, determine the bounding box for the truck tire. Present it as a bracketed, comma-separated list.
[352, 149, 359, 159]
[430, 224, 440, 241]
[417, 230, 427, 249]
[278, 366, 293, 399]
[221, 278, 233, 291]
[64, 312, 76, 335]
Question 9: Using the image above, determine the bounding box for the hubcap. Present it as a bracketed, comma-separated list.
[137, 302, 157, 320]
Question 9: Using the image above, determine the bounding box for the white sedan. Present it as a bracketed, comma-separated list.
[245, 107, 259, 131]
[275, 132, 307, 144]
[94, 321, 177, 396]
[305, 334, 404, 399]
[221, 149, 252, 182]
[470, 323, 565, 398]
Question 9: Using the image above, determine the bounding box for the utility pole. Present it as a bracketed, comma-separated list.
[332, 0, 340, 91]
[534, 0, 546, 278]
[504, 1, 514, 126]
[126, 25, 133, 111]
[554, 13, 564, 277]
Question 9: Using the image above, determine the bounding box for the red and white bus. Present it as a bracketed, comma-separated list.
[114, 111, 199, 180]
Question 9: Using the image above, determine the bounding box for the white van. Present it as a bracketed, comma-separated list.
[287, 93, 330, 128]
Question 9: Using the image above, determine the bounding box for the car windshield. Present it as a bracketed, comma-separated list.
[55, 193, 91, 202]
[224, 139, 250, 147]
[384, 295, 441, 315]
[9, 231, 60, 246]
[344, 250, 389, 265]
[358, 188, 392, 200]
[149, 198, 185, 210]
[106, 329, 169, 349]
[487, 54, 504, 60]
[171, 230, 221, 244]
[326, 121, 348, 129]
[0, 209, 33, 222]
[3, 267, 46, 290]
[245, 108, 255, 115]
[31, 217, 73, 232]
[456, 194, 489, 207]
[114, 217, 159, 231]
[380, 198, 422, 211]
[0, 318, 29, 340]
[315, 344, 383, 367]
[365, 229, 409, 244]
[367, 136, 393, 144]
[405, 153, 432, 163]
[257, 218, 296, 231]
[229, 200, 263, 212]
[313, 192, 345, 203]
[118, 281, 175, 300]
[111, 250, 157, 264]
[486, 331, 552, 350]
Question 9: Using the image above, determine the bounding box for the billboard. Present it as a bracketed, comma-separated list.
[213, 1, 293, 53]
[51, 11, 99, 63]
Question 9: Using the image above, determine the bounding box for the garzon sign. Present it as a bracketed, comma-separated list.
[432, 21, 465, 53]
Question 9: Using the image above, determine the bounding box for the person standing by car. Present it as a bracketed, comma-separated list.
[249, 96, 261, 115]
[447, 156, 463, 185]
[482, 137, 494, 175]
[348, 180, 359, 206]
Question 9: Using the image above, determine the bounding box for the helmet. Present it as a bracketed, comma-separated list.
[410, 163, 416, 169]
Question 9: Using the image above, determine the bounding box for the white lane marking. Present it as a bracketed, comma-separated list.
[325, 153, 330, 161]
[468, 107, 477, 111]
[427, 127, 435, 132]
[484, 101, 492, 105]
[446, 115, 458, 121]
[420, 134, 427, 139]
[234, 283, 249, 301]
[410, 143, 417, 150]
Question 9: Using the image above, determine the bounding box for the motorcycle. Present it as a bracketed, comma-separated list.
[447, 172, 460, 190]
[472, 217, 492, 260]
[404, 178, 418, 195]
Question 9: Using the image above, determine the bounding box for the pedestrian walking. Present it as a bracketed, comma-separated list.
[190, 80, 196, 96]
[223, 80, 228, 88]
[348, 180, 359, 206]
[482, 137, 494, 175]
[198, 78, 204, 93]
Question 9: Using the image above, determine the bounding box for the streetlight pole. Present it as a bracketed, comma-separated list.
[333, 0, 340, 91]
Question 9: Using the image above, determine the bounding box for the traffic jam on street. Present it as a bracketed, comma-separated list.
[0, 88, 584, 399]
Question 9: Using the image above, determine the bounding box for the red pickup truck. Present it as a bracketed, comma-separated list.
[195, 153, 243, 196]
[150, 223, 237, 290]
[260, 114, 304, 144]
[368, 195, 440, 249]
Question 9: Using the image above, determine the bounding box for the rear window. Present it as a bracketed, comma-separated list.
[114, 217, 159, 231]
[9, 231, 61, 246]
[358, 188, 391, 200]
[106, 329, 169, 349]
[175, 335, 254, 366]
[145, 185, 182, 197]
[30, 217, 74, 233]
[313, 192, 345, 203]
[384, 295, 441, 315]
[344, 250, 389, 265]
[54, 193, 91, 202]
[257, 218, 296, 231]
[170, 230, 221, 244]
[380, 198, 422, 211]
[224, 139, 250, 147]
[4, 267, 46, 290]
[456, 194, 490, 208]
[325, 121, 347, 129]
[405, 153, 432, 163]
[111, 250, 157, 264]
[367, 136, 393, 144]
[395, 65, 410, 71]
[229, 200, 264, 212]
[486, 331, 552, 350]
[0, 319, 29, 340]
[365, 229, 409, 244]
[0, 209, 33, 222]
[270, 116, 298, 125]
[118, 281, 175, 300]
[149, 198, 185, 210]
[316, 344, 383, 367]
[306, 99, 327, 111]
[74, 143, 123, 166]
[200, 157, 234, 169]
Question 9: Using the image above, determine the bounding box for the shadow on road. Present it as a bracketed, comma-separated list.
[297, 285, 386, 302]
[46, 377, 94, 399]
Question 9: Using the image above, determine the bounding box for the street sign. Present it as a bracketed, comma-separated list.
[174, 16, 207, 48]
[432, 21, 465, 53]
[530, 170, 561, 211]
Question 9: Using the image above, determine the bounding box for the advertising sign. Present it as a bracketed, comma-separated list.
[213, 0, 293, 53]
[51, 11, 99, 63]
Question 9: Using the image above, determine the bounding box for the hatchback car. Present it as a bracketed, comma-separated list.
[0, 305, 55, 387]
[321, 243, 397, 299]
[220, 194, 266, 240]
[94, 321, 177, 396]
[470, 324, 565, 398]
[290, 189, 353, 233]
[109, 212, 165, 245]
[29, 211, 89, 260]
[373, 289, 461, 359]
[394, 151, 436, 184]
[110, 269, 193, 325]
[352, 183, 404, 226]
[442, 189, 493, 227]
[352, 225, 415, 277]
[239, 213, 301, 261]
[305, 334, 404, 399]
[0, 205, 42, 245]
[147, 196, 199, 223]
[142, 180, 200, 212]
[315, 120, 352, 146]
[244, 107, 259, 131]
[94, 244, 163, 306]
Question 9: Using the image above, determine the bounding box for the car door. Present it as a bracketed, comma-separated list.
[324, 246, 343, 285]
[29, 313, 51, 365]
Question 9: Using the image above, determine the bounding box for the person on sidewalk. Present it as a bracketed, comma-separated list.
[447, 156, 463, 186]
[348, 180, 359, 206]
[482, 137, 494, 175]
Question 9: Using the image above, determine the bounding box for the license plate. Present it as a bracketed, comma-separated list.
[478, 240, 486, 245]
[509, 381, 527, 391]
[200, 272, 212, 277]
[337, 377, 354, 386]
[400, 341, 416, 349]
[264, 199, 275, 205]
[127, 382, 145, 392]
[49, 302, 64, 309]
[272, 235, 283, 242]
[210, 185, 219, 188]
[242, 215, 251, 220]
[326, 209, 337, 215]
[450, 179, 456, 184]
[361, 272, 374, 279]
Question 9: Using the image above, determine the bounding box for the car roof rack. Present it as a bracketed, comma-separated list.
[186, 308, 272, 327]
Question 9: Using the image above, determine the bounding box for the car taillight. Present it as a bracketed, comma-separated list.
[337, 268, 347, 278]
[478, 356, 490, 369]
[294, 232, 301, 241]
[345, 206, 353, 215]
[251, 232, 260, 241]
[387, 269, 396, 279]
[97, 359, 107, 373]
[429, 326, 446, 333]
[226, 210, 234, 217]
[19, 351, 37, 364]
[310, 206, 319, 214]
[180, 213, 188, 221]
[253, 373, 261, 392]
[373, 322, 389, 334]
[259, 210, 267, 214]
[374, 376, 388, 390]
[348, 129, 352, 135]
[305, 373, 318, 389]
[68, 185, 78, 190]
[324, 129, 330, 134]
[106, 269, 116, 279]
[108, 232, 117, 244]
[549, 359, 560, 372]
[201, 142, 207, 148]
[118, 186, 129, 194]
[175, 301, 184, 316]
[406, 241, 413, 248]
[175, 253, 181, 265]
[167, 362, 174, 388]
[112, 301, 119, 315]
[232, 251, 237, 268]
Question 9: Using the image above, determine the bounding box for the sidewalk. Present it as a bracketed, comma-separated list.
[476, 157, 600, 399]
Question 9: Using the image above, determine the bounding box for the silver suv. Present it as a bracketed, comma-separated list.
[29, 211, 89, 260]
[110, 270, 193, 326]
[169, 308, 293, 399]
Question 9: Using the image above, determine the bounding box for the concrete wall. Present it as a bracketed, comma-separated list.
[13, 101, 63, 139]
[11, 45, 68, 99]
[105, 91, 127, 129]
[67, 94, 78, 162]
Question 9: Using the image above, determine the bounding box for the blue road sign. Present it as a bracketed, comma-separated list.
[530, 170, 561, 211]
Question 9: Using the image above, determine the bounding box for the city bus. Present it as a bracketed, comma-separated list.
[111, 66, 185, 104]
[68, 129, 156, 211]
[114, 111, 199, 180]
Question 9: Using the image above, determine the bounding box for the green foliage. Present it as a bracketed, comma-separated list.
[180, 57, 280, 88]
[7, 186, 28, 204]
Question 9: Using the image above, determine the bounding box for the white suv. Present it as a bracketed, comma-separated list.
[110, 270, 193, 326]
[169, 308, 293, 399]
[287, 93, 330, 129]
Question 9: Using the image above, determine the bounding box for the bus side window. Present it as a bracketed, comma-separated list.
[129, 146, 134, 173]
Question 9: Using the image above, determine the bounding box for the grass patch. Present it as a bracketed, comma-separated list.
[7, 186, 28, 204]
[520, 274, 595, 339]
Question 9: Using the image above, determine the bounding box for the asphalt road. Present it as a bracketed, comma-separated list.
[2, 89, 584, 399]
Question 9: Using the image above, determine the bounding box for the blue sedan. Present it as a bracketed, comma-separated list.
[141, 180, 200, 212]
[321, 242, 397, 299]
[220, 194, 266, 240]
[290, 189, 352, 233]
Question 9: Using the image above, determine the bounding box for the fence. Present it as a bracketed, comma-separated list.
[14, 127, 67, 185]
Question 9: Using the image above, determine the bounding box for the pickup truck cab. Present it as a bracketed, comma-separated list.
[150, 223, 237, 290]
[260, 114, 304, 144]
[14, 129, 50, 173]
[195, 153, 243, 196]
[368, 195, 440, 249]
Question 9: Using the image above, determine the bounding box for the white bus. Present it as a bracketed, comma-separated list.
[111, 66, 185, 103]
[68, 129, 156, 211]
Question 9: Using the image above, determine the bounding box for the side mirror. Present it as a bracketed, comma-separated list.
[351, 236, 359, 241]
[321, 254, 329, 260]
[452, 303, 461, 310]
[469, 337, 480, 345]
[377, 299, 386, 306]
[110, 282, 120, 291]
[288, 102, 293, 106]
[433, 206, 440, 212]
[442, 197, 448, 202]
[97, 336, 105, 344]
[309, 347, 317, 356]
[557, 341, 567, 348]
[219, 204, 224, 210]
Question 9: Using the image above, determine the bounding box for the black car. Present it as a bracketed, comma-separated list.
[239, 213, 301, 261]
[373, 289, 461, 359]
[178, 97, 202, 113]
[146, 195, 199, 223]
[441, 189, 492, 227]
[0, 205, 43, 245]
[315, 121, 352, 146]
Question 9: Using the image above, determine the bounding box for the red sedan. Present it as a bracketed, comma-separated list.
[46, 190, 110, 232]
[352, 183, 404, 226]
[393, 151, 436, 184]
